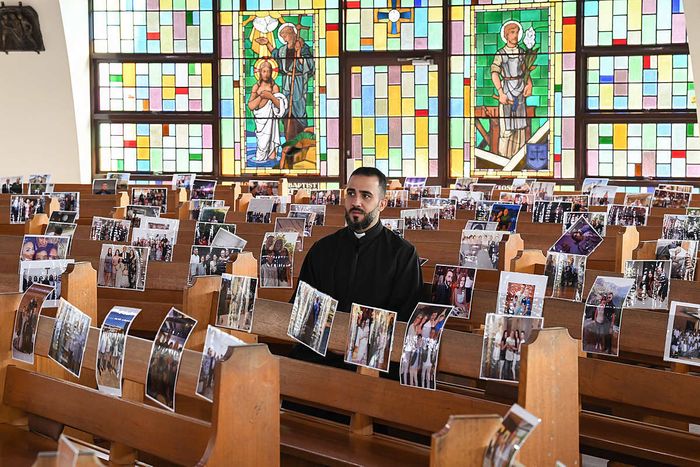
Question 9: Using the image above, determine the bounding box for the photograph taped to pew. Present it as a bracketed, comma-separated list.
[188, 199, 224, 221]
[381, 218, 405, 238]
[196, 325, 246, 402]
[126, 205, 160, 224]
[48, 298, 92, 378]
[49, 210, 77, 224]
[652, 188, 692, 209]
[106, 172, 131, 190]
[96, 306, 141, 397]
[471, 183, 496, 201]
[146, 308, 197, 411]
[531, 181, 556, 201]
[10, 194, 48, 224]
[188, 246, 234, 285]
[459, 229, 504, 270]
[664, 301, 700, 368]
[246, 198, 274, 223]
[386, 190, 409, 208]
[288, 210, 316, 236]
[211, 228, 247, 250]
[198, 206, 229, 223]
[455, 177, 478, 190]
[11, 283, 54, 364]
[421, 186, 442, 199]
[260, 232, 297, 288]
[483, 403, 541, 467]
[420, 197, 457, 220]
[249, 179, 279, 196]
[589, 185, 618, 207]
[92, 178, 117, 195]
[0, 175, 23, 194]
[655, 239, 699, 281]
[131, 227, 175, 262]
[28, 174, 52, 195]
[550, 216, 603, 256]
[288, 281, 338, 356]
[190, 178, 217, 200]
[553, 193, 590, 212]
[20, 235, 70, 262]
[488, 203, 521, 233]
[90, 217, 131, 242]
[497, 272, 547, 317]
[19, 259, 74, 307]
[47, 191, 80, 217]
[45, 221, 78, 240]
[431, 264, 476, 318]
[404, 177, 427, 201]
[581, 177, 609, 194]
[138, 215, 180, 233]
[544, 252, 586, 302]
[687, 207, 700, 216]
[450, 189, 483, 210]
[498, 192, 533, 212]
[623, 192, 653, 208]
[401, 207, 440, 230]
[532, 200, 573, 224]
[172, 173, 195, 190]
[661, 214, 700, 241]
[194, 221, 237, 246]
[658, 183, 694, 194]
[98, 244, 149, 291]
[345, 303, 397, 373]
[511, 178, 534, 193]
[400, 303, 453, 390]
[581, 276, 634, 357]
[309, 189, 341, 205]
[275, 217, 305, 252]
[465, 220, 498, 231]
[623, 260, 671, 310]
[562, 211, 607, 237]
[607, 204, 648, 227]
[131, 187, 168, 214]
[290, 203, 325, 226]
[216, 274, 258, 332]
[257, 195, 288, 214]
[480, 314, 544, 383]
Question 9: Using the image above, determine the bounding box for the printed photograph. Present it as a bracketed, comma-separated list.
[562, 211, 607, 237]
[139, 216, 180, 232]
[581, 276, 634, 356]
[480, 313, 543, 383]
[92, 178, 117, 195]
[382, 218, 405, 238]
[475, 200, 497, 221]
[106, 172, 131, 190]
[399, 303, 453, 390]
[290, 204, 325, 226]
[309, 189, 341, 205]
[661, 214, 700, 241]
[511, 178, 534, 193]
[498, 192, 533, 211]
[249, 180, 279, 196]
[287, 281, 338, 356]
[471, 183, 496, 200]
[246, 198, 275, 223]
[131, 188, 168, 214]
[28, 174, 52, 195]
[530, 181, 555, 201]
[454, 177, 478, 190]
[199, 206, 229, 223]
[550, 216, 603, 256]
[126, 204, 161, 222]
[623, 260, 671, 310]
[188, 199, 224, 221]
[211, 229, 247, 250]
[623, 192, 653, 208]
[664, 301, 700, 368]
[421, 186, 442, 199]
[260, 232, 297, 288]
[172, 173, 195, 190]
[146, 308, 197, 411]
[11, 283, 54, 364]
[496, 272, 547, 317]
[10, 195, 47, 224]
[50, 210, 78, 224]
[98, 244, 149, 291]
[404, 177, 427, 200]
[483, 403, 541, 467]
[589, 185, 618, 206]
[256, 195, 287, 214]
[188, 246, 235, 285]
[459, 229, 504, 270]
[544, 252, 586, 302]
[0, 176, 23, 194]
[431, 264, 476, 318]
[19, 259, 74, 307]
[581, 177, 609, 194]
[345, 303, 397, 373]
[386, 190, 409, 208]
[553, 194, 589, 212]
[687, 207, 700, 216]
[656, 239, 699, 281]
[488, 203, 521, 232]
[49, 191, 80, 215]
[96, 306, 141, 397]
[288, 210, 316, 236]
[607, 204, 648, 227]
[194, 222, 237, 246]
[196, 325, 246, 402]
[275, 217, 305, 252]
[90, 217, 131, 242]
[216, 274, 258, 332]
[131, 227, 176, 262]
[48, 298, 92, 378]
[420, 198, 457, 220]
[20, 235, 70, 262]
[190, 179, 217, 200]
[652, 188, 691, 209]
[465, 220, 498, 231]
[401, 207, 440, 230]
[449, 189, 483, 210]
[658, 183, 693, 194]
[45, 222, 78, 240]
[532, 200, 572, 223]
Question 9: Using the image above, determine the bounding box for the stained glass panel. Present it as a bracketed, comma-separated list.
[582, 0, 687, 46]
[98, 62, 213, 112]
[344, 0, 443, 52]
[586, 122, 700, 178]
[587, 54, 695, 111]
[350, 64, 439, 178]
[98, 123, 214, 173]
[219, 1, 341, 176]
[91, 0, 215, 54]
[449, 0, 577, 179]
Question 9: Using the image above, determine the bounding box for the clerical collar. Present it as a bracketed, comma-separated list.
[353, 232, 365, 238]
[348, 220, 384, 243]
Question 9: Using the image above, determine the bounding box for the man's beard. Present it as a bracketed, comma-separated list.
[345, 207, 379, 232]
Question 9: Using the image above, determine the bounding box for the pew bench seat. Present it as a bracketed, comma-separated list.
[0, 423, 58, 467]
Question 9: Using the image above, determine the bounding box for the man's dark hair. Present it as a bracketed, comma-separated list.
[349, 167, 387, 197]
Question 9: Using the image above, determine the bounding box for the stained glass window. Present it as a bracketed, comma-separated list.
[582, 0, 687, 46]
[587, 54, 695, 111]
[586, 122, 700, 178]
[349, 64, 439, 178]
[91, 0, 215, 54]
[98, 62, 213, 112]
[98, 123, 214, 173]
[219, 1, 341, 176]
[449, 0, 578, 179]
[344, 0, 443, 52]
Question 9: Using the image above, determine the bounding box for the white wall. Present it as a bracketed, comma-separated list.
[0, 0, 90, 183]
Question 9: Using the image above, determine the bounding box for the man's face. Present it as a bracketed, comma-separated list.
[344, 175, 387, 232]
[101, 183, 108, 191]
[445, 271, 453, 285]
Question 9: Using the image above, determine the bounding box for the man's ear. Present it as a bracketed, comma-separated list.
[378, 197, 388, 212]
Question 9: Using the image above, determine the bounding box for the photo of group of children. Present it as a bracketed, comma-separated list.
[430, 264, 476, 319]
[48, 299, 92, 378]
[19, 259, 74, 307]
[90, 217, 131, 242]
[216, 274, 258, 333]
[196, 326, 246, 402]
[623, 260, 670, 309]
[344, 304, 397, 373]
[12, 283, 54, 364]
[544, 252, 586, 302]
[20, 234, 70, 262]
[287, 281, 338, 356]
[259, 232, 296, 288]
[581, 276, 634, 356]
[96, 306, 141, 397]
[98, 244, 149, 291]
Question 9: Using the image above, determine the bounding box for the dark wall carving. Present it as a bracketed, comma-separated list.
[0, 3, 44, 53]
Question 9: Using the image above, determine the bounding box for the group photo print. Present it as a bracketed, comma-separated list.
[90, 217, 131, 242]
[430, 264, 476, 319]
[550, 216, 603, 256]
[196, 326, 246, 402]
[188, 246, 234, 285]
[581, 277, 634, 357]
[344, 303, 397, 373]
[459, 230, 503, 270]
[287, 281, 338, 357]
[98, 244, 149, 291]
[215, 274, 258, 333]
[480, 313, 544, 383]
[131, 227, 176, 262]
[20, 235, 70, 262]
[259, 232, 297, 288]
[623, 260, 671, 310]
[12, 283, 54, 364]
[496, 271, 547, 317]
[194, 221, 237, 246]
[131, 188, 168, 213]
[96, 306, 141, 397]
[664, 301, 700, 368]
[19, 259, 74, 307]
[544, 252, 586, 302]
[10, 194, 47, 224]
[48, 299, 92, 378]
